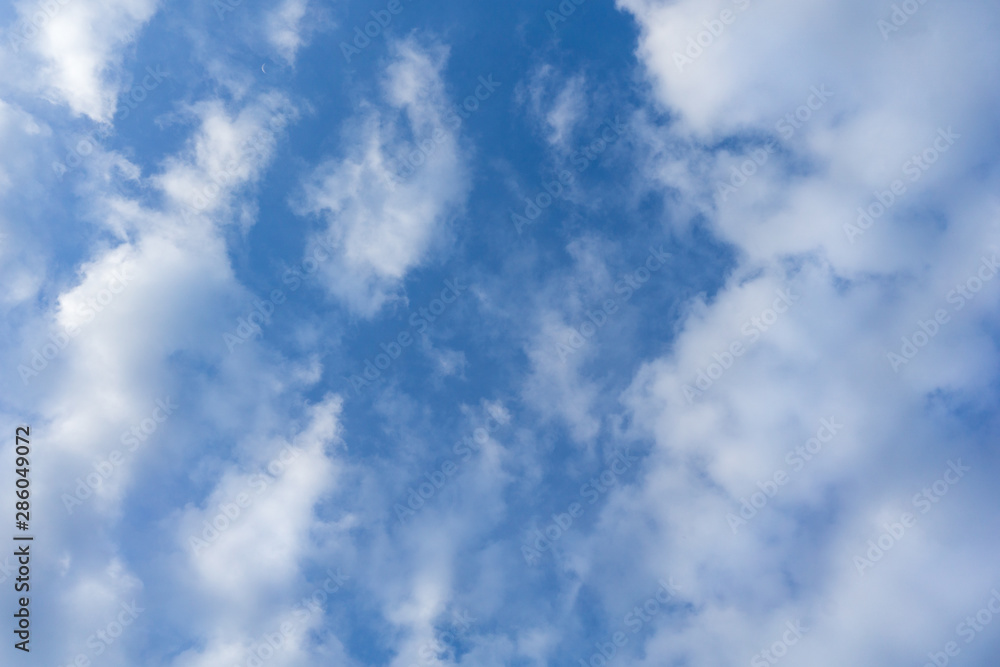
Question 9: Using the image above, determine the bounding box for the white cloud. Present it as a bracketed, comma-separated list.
[266, 0, 310, 64]
[523, 312, 602, 443]
[52, 558, 146, 666]
[519, 65, 588, 150]
[0, 5, 360, 664]
[545, 76, 586, 148]
[179, 396, 343, 597]
[155, 92, 297, 221]
[572, 0, 1000, 663]
[0, 98, 50, 307]
[1, 86, 318, 665]
[11, 0, 160, 122]
[296, 37, 471, 317]
[520, 235, 641, 444]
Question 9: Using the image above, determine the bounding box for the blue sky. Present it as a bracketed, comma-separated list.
[2, 0, 1000, 666]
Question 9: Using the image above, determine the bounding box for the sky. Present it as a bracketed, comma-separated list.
[1, 0, 1000, 666]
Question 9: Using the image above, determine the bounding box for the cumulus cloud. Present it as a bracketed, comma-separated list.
[3, 1, 998, 665]
[155, 92, 298, 221]
[296, 37, 471, 317]
[568, 0, 1000, 663]
[266, 0, 310, 64]
[0, 2, 364, 665]
[180, 396, 342, 595]
[9, 0, 160, 122]
[1, 81, 317, 664]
